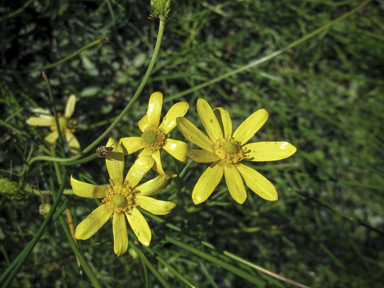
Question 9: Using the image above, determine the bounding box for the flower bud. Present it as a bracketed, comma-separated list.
[150, 0, 175, 18]
[39, 203, 52, 216]
[0, 178, 19, 197]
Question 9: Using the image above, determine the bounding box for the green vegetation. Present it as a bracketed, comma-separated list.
[1, 0, 383, 287]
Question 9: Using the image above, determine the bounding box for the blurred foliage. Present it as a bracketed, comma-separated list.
[1, 0, 384, 287]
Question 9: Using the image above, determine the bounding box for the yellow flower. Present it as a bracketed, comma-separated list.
[71, 138, 176, 256]
[26, 94, 80, 154]
[176, 99, 297, 205]
[120, 92, 189, 177]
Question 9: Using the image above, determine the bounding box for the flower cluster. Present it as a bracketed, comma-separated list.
[28, 92, 296, 256]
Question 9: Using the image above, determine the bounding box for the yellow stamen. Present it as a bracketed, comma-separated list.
[102, 181, 138, 214]
[112, 194, 127, 207]
[49, 113, 77, 134]
[141, 127, 166, 151]
[215, 137, 244, 164]
[223, 142, 237, 155]
[143, 130, 157, 144]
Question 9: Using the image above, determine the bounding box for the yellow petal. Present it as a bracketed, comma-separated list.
[192, 161, 224, 204]
[236, 163, 278, 201]
[106, 138, 125, 186]
[120, 137, 144, 154]
[224, 164, 247, 204]
[138, 114, 148, 132]
[147, 91, 163, 128]
[213, 107, 232, 138]
[125, 155, 154, 187]
[31, 108, 52, 119]
[75, 204, 113, 240]
[136, 174, 170, 197]
[176, 117, 215, 152]
[163, 138, 189, 163]
[244, 142, 297, 162]
[44, 131, 58, 144]
[138, 147, 153, 157]
[136, 196, 176, 215]
[151, 150, 176, 177]
[26, 116, 52, 126]
[70, 175, 107, 198]
[187, 149, 220, 163]
[197, 98, 223, 142]
[113, 212, 128, 257]
[66, 132, 81, 154]
[159, 102, 189, 134]
[126, 208, 151, 246]
[64, 94, 76, 118]
[233, 109, 269, 144]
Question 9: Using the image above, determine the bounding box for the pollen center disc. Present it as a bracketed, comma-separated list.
[112, 193, 127, 208]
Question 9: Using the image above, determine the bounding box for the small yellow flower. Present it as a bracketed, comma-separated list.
[71, 138, 176, 256]
[120, 92, 189, 177]
[176, 99, 297, 205]
[26, 95, 80, 154]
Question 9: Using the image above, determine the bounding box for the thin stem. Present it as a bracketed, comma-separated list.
[55, 198, 101, 287]
[223, 249, 310, 288]
[43, 73, 65, 154]
[61, 154, 98, 166]
[0, 203, 68, 284]
[2, 38, 108, 74]
[51, 149, 80, 266]
[129, 240, 172, 288]
[164, 0, 373, 103]
[2, 167, 68, 287]
[0, 0, 34, 21]
[127, 229, 195, 287]
[166, 236, 266, 286]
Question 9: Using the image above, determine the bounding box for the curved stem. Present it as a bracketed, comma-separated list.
[166, 236, 265, 286]
[2, 167, 68, 287]
[0, 203, 68, 284]
[28, 16, 166, 166]
[164, 0, 373, 103]
[0, 0, 34, 21]
[62, 154, 98, 166]
[129, 240, 171, 288]
[1, 38, 108, 74]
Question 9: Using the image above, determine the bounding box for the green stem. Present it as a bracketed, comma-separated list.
[164, 0, 373, 103]
[127, 229, 195, 287]
[2, 168, 68, 287]
[51, 147, 99, 286]
[294, 190, 384, 236]
[43, 73, 65, 154]
[222, 249, 309, 288]
[2, 38, 108, 74]
[53, 193, 102, 288]
[0, 0, 34, 21]
[1, 74, 70, 287]
[129, 240, 172, 288]
[0, 203, 68, 284]
[62, 154, 98, 166]
[0, 118, 28, 136]
[165, 236, 265, 286]
[28, 16, 166, 166]
[142, 244, 196, 287]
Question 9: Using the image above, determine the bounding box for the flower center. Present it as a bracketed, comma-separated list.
[112, 194, 126, 207]
[49, 113, 77, 134]
[215, 137, 244, 164]
[102, 180, 138, 214]
[141, 127, 166, 151]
